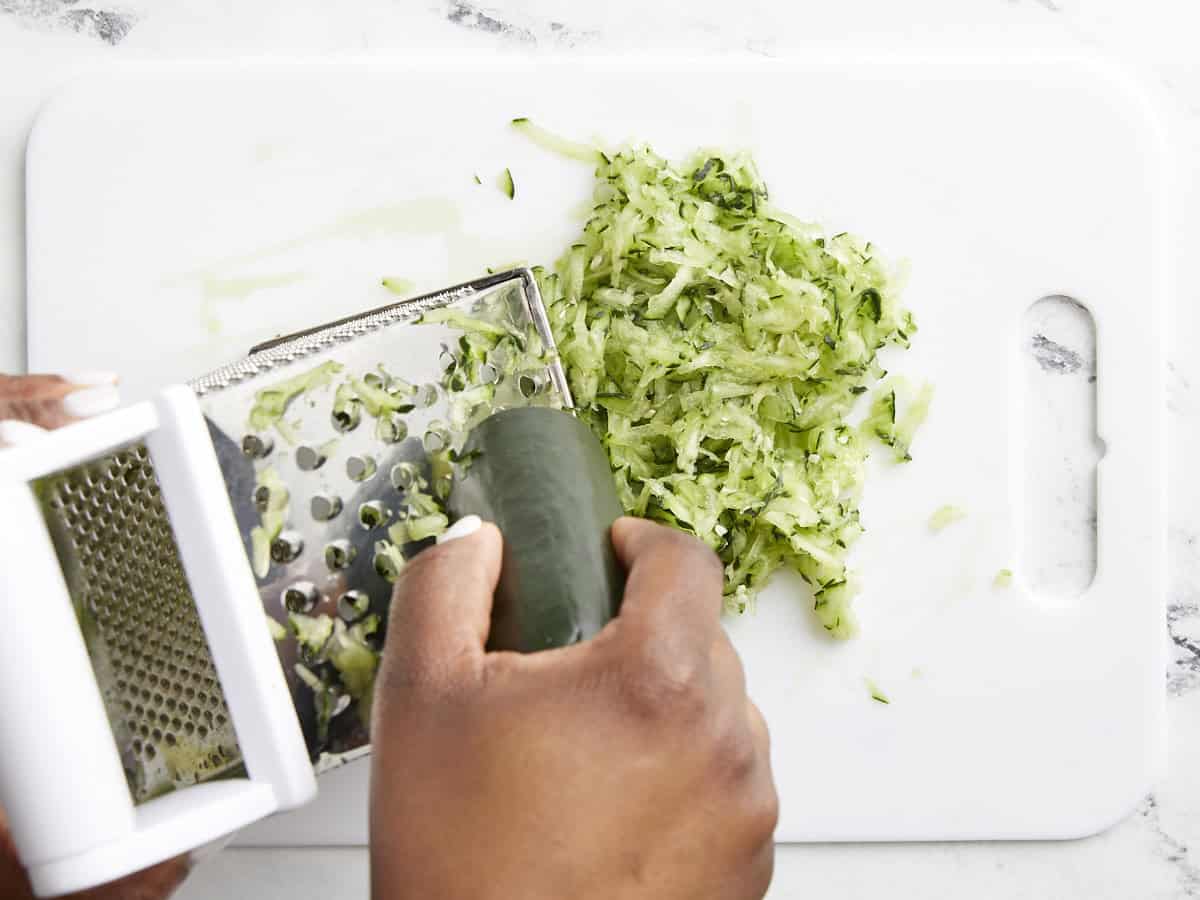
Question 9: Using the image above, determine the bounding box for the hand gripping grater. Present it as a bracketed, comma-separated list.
[0, 269, 569, 897]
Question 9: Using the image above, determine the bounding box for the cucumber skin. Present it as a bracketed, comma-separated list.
[449, 407, 625, 652]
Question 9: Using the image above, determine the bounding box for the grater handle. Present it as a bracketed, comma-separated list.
[0, 388, 316, 897]
[0, 477, 138, 877]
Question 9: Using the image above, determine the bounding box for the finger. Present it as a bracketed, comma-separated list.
[63, 856, 192, 900]
[0, 805, 34, 900]
[382, 520, 502, 692]
[609, 516, 724, 638]
[61, 382, 121, 419]
[0, 373, 119, 429]
[0, 374, 73, 428]
[1, 803, 191, 900]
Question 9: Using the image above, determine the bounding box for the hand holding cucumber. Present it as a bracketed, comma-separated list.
[371, 515, 778, 900]
[0, 377, 777, 898]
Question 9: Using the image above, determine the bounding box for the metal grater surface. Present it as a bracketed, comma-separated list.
[192, 269, 567, 765]
[191, 270, 569, 400]
[34, 444, 242, 803]
[29, 270, 566, 801]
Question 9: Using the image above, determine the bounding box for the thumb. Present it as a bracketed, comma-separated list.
[381, 517, 502, 693]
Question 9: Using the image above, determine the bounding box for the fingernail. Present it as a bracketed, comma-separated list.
[62, 370, 119, 387]
[439, 514, 483, 544]
[62, 384, 121, 418]
[0, 419, 48, 447]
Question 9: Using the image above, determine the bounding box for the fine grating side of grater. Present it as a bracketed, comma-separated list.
[19, 270, 571, 811]
[35, 444, 244, 801]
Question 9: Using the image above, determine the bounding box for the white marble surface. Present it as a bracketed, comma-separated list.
[1, 1, 1199, 897]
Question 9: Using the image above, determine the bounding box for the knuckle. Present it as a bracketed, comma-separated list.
[620, 640, 711, 721]
[711, 720, 759, 783]
[375, 650, 432, 700]
[713, 634, 748, 686]
[751, 783, 781, 843]
[390, 543, 467, 608]
[659, 528, 724, 578]
[392, 545, 446, 594]
[377, 647, 480, 705]
[694, 542, 726, 585]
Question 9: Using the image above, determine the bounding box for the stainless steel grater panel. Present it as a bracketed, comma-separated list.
[190, 269, 571, 403]
[29, 269, 567, 797]
[194, 269, 567, 763]
[34, 444, 242, 804]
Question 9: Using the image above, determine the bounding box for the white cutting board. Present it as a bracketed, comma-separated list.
[26, 56, 1167, 844]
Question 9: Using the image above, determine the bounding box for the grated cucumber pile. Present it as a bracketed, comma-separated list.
[526, 136, 923, 637]
[253, 128, 927, 747]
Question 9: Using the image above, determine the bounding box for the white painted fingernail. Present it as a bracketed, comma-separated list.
[438, 515, 483, 544]
[0, 419, 48, 447]
[62, 370, 118, 387]
[62, 384, 121, 418]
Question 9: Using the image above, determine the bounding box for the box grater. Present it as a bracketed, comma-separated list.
[0, 269, 568, 897]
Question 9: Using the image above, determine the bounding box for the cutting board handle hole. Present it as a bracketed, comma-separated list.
[1020, 295, 1101, 602]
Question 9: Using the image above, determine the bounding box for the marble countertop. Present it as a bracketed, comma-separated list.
[1, 1, 1198, 897]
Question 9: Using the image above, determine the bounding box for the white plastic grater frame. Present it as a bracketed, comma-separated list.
[0, 386, 317, 897]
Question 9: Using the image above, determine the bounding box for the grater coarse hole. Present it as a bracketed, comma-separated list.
[33, 443, 243, 804]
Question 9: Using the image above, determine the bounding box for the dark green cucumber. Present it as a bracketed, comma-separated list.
[449, 407, 624, 652]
